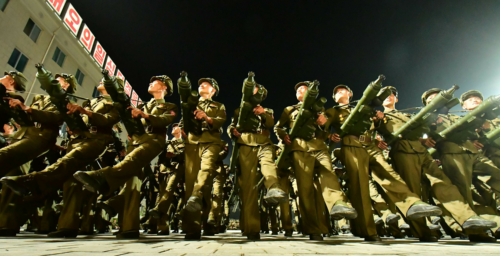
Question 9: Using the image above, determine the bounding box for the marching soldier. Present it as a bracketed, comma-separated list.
[1, 76, 119, 238]
[180, 76, 226, 240]
[423, 89, 500, 242]
[325, 84, 442, 241]
[274, 82, 357, 241]
[376, 86, 496, 242]
[228, 82, 287, 240]
[74, 75, 178, 239]
[149, 123, 186, 235]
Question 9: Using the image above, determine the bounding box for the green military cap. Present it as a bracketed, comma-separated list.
[380, 86, 398, 98]
[294, 81, 310, 92]
[4, 71, 27, 92]
[421, 88, 443, 106]
[198, 78, 219, 97]
[55, 73, 77, 94]
[151, 75, 174, 97]
[333, 84, 353, 99]
[460, 90, 483, 106]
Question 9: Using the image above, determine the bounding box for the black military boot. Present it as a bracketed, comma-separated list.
[116, 230, 140, 239]
[48, 229, 78, 238]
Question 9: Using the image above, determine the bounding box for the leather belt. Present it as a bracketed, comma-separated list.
[146, 126, 167, 135]
[346, 134, 372, 144]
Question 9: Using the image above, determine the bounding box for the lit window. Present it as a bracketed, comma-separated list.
[52, 47, 66, 67]
[7, 48, 29, 72]
[75, 69, 85, 85]
[23, 19, 41, 42]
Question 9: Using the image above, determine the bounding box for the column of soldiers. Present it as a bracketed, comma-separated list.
[1, 66, 500, 243]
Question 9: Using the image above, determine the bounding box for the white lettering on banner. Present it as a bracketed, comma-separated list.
[63, 4, 82, 36]
[105, 57, 117, 76]
[131, 91, 139, 106]
[116, 70, 125, 81]
[124, 81, 132, 96]
[79, 24, 95, 52]
[47, 0, 67, 15]
[92, 42, 107, 67]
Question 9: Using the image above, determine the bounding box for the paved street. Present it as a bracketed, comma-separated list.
[0, 231, 499, 255]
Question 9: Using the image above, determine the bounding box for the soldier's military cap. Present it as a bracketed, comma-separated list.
[198, 78, 219, 97]
[294, 81, 310, 92]
[4, 71, 27, 92]
[460, 90, 483, 106]
[421, 88, 443, 106]
[380, 86, 398, 98]
[55, 73, 77, 94]
[333, 84, 353, 100]
[151, 75, 174, 97]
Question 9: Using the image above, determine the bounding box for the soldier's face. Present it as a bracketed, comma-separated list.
[463, 96, 482, 110]
[296, 85, 307, 102]
[149, 80, 167, 94]
[199, 82, 215, 99]
[383, 93, 398, 107]
[334, 88, 351, 103]
[57, 77, 70, 91]
[0, 75, 15, 90]
[426, 93, 438, 105]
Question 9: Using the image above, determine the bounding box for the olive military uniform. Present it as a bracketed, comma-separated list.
[228, 107, 281, 237]
[85, 98, 178, 236]
[325, 104, 423, 239]
[182, 97, 226, 237]
[275, 103, 350, 237]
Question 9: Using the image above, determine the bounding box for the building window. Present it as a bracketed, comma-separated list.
[52, 47, 66, 67]
[0, 0, 10, 12]
[23, 19, 42, 42]
[75, 69, 85, 85]
[92, 86, 100, 98]
[7, 48, 29, 72]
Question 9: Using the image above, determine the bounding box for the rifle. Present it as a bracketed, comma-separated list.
[0, 84, 33, 127]
[480, 125, 500, 149]
[428, 95, 500, 155]
[35, 64, 87, 132]
[276, 80, 327, 170]
[386, 85, 460, 144]
[177, 71, 202, 135]
[101, 69, 145, 136]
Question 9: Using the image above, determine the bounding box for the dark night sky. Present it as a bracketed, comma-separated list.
[70, 0, 500, 151]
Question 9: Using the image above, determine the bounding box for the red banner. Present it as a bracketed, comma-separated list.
[92, 41, 107, 67]
[124, 81, 132, 97]
[105, 56, 117, 76]
[79, 24, 95, 52]
[116, 70, 125, 82]
[47, 0, 67, 15]
[63, 4, 82, 36]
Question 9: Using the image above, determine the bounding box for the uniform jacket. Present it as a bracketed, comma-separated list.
[228, 106, 274, 146]
[182, 97, 226, 145]
[275, 102, 328, 152]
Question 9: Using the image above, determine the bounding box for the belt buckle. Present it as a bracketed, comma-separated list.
[359, 135, 366, 142]
[90, 126, 97, 134]
[34, 122, 41, 128]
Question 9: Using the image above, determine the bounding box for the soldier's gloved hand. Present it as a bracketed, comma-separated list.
[253, 106, 265, 115]
[473, 140, 484, 150]
[316, 114, 327, 126]
[420, 138, 436, 148]
[284, 134, 292, 145]
[232, 128, 242, 138]
[329, 133, 341, 143]
[376, 140, 388, 150]
[4, 97, 31, 113]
